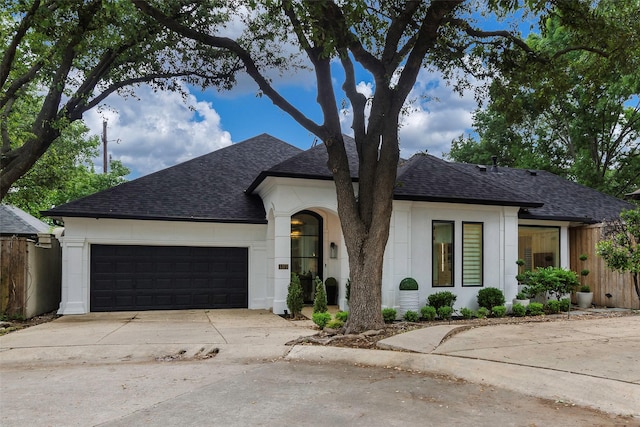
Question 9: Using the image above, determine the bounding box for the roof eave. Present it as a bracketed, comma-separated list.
[42, 211, 268, 225]
[393, 194, 543, 208]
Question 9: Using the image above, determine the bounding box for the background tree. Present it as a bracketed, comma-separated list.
[134, 0, 635, 332]
[3, 119, 130, 222]
[1, 0, 241, 199]
[596, 208, 640, 300]
[447, 6, 640, 197]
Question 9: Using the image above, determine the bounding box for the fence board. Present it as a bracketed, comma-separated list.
[570, 225, 639, 309]
[1, 237, 27, 316]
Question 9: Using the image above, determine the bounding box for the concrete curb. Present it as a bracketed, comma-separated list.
[286, 345, 640, 418]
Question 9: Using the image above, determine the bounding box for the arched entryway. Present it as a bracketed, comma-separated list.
[291, 210, 323, 303]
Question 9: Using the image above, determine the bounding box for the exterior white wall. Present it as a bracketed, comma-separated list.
[385, 201, 521, 311]
[26, 239, 62, 318]
[57, 218, 268, 314]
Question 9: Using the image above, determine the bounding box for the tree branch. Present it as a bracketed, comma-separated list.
[0, 0, 41, 88]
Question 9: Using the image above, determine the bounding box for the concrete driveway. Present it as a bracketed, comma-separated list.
[1, 310, 639, 424]
[0, 309, 315, 366]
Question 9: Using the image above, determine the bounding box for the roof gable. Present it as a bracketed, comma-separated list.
[44, 134, 302, 223]
[1, 204, 50, 236]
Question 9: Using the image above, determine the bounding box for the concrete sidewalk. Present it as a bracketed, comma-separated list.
[287, 314, 640, 417]
[0, 309, 314, 366]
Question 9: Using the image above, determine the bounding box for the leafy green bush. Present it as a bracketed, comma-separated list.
[345, 278, 351, 302]
[492, 305, 507, 318]
[579, 285, 591, 293]
[428, 291, 457, 310]
[519, 267, 580, 301]
[382, 308, 397, 323]
[403, 310, 419, 322]
[286, 273, 304, 317]
[335, 311, 348, 322]
[420, 305, 437, 321]
[512, 303, 527, 317]
[545, 299, 561, 314]
[437, 306, 454, 320]
[559, 298, 570, 312]
[312, 312, 332, 329]
[313, 276, 328, 313]
[326, 319, 344, 329]
[399, 277, 419, 290]
[476, 307, 490, 318]
[477, 287, 506, 310]
[527, 302, 545, 316]
[460, 307, 475, 319]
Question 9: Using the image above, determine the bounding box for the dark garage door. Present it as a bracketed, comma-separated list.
[90, 245, 248, 311]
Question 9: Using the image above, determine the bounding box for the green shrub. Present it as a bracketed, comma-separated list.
[428, 291, 457, 310]
[313, 276, 328, 313]
[420, 305, 437, 321]
[460, 307, 475, 319]
[579, 285, 591, 293]
[403, 310, 419, 322]
[477, 287, 506, 310]
[519, 267, 580, 301]
[476, 307, 490, 318]
[345, 279, 351, 302]
[326, 319, 344, 329]
[286, 273, 304, 317]
[437, 306, 454, 320]
[335, 311, 348, 322]
[527, 302, 544, 316]
[399, 277, 419, 290]
[325, 277, 338, 287]
[492, 305, 507, 318]
[382, 308, 397, 323]
[512, 303, 527, 317]
[559, 298, 570, 312]
[312, 312, 332, 329]
[545, 299, 561, 314]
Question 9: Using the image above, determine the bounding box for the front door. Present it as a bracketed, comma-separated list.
[291, 210, 323, 303]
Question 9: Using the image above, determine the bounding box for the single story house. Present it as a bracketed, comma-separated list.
[1, 204, 62, 318]
[44, 134, 634, 315]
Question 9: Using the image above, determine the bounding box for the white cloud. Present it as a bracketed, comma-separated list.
[84, 84, 231, 177]
[339, 69, 478, 159]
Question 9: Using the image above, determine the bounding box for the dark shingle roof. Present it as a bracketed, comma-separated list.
[44, 134, 302, 223]
[394, 155, 543, 208]
[447, 162, 634, 223]
[1, 204, 50, 236]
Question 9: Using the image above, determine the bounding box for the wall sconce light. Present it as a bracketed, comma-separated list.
[330, 242, 338, 259]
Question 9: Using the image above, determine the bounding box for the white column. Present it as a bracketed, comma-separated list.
[503, 208, 520, 301]
[58, 238, 88, 314]
[272, 214, 291, 314]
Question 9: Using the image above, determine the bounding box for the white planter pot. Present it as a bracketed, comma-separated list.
[399, 290, 420, 317]
[513, 298, 530, 307]
[576, 292, 593, 309]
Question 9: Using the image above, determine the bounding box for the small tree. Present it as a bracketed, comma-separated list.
[313, 276, 328, 314]
[286, 273, 304, 318]
[596, 208, 640, 300]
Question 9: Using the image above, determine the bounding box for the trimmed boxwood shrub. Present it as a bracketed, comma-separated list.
[437, 306, 454, 320]
[312, 312, 332, 329]
[476, 307, 490, 319]
[512, 303, 527, 317]
[382, 308, 397, 323]
[477, 287, 506, 310]
[326, 319, 344, 329]
[460, 307, 475, 319]
[492, 305, 507, 318]
[399, 277, 419, 290]
[403, 310, 419, 322]
[545, 299, 561, 314]
[559, 298, 570, 312]
[335, 311, 348, 322]
[420, 305, 437, 321]
[428, 291, 457, 310]
[527, 302, 545, 316]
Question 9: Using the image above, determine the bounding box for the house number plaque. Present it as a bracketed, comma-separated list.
[278, 264, 289, 270]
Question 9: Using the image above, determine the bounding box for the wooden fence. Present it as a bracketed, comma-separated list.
[0, 237, 28, 316]
[569, 224, 639, 309]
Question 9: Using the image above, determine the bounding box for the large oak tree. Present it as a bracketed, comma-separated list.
[133, 0, 631, 332]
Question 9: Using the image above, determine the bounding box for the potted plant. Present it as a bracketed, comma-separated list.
[576, 284, 593, 308]
[576, 254, 593, 309]
[398, 277, 419, 317]
[513, 290, 530, 307]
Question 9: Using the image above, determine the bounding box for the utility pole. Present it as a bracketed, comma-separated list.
[102, 120, 108, 174]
